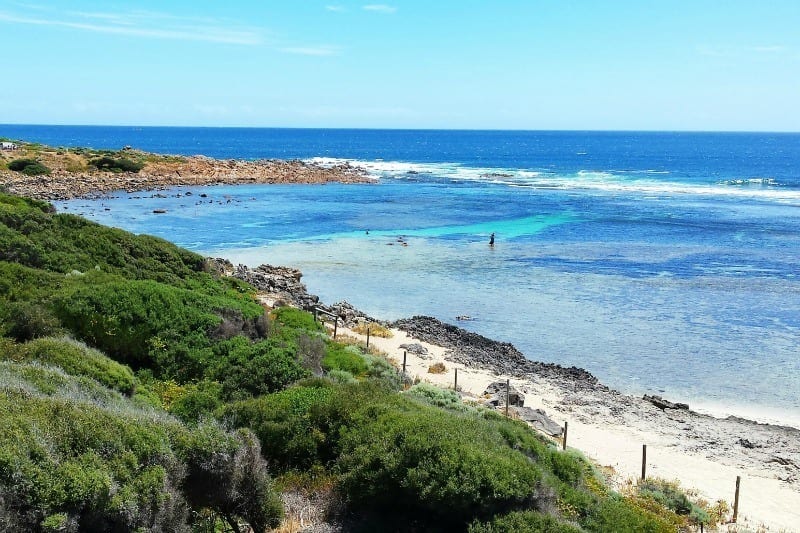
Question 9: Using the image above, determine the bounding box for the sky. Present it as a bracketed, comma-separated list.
[0, 1, 798, 131]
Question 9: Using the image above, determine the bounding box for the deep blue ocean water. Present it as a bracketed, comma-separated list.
[4, 125, 800, 425]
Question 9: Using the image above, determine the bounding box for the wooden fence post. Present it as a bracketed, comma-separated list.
[366, 327, 370, 350]
[333, 317, 338, 339]
[454, 368, 458, 391]
[641, 445, 647, 481]
[732, 476, 740, 523]
[402, 350, 407, 374]
[562, 421, 568, 450]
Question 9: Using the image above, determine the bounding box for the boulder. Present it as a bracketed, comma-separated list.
[512, 406, 564, 437]
[483, 381, 524, 407]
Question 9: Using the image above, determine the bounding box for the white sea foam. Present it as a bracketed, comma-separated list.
[307, 157, 800, 203]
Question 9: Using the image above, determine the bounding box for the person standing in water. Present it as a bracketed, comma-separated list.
[489, 232, 495, 246]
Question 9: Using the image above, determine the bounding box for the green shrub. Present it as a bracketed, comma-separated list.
[407, 382, 466, 411]
[363, 353, 402, 390]
[4, 300, 63, 342]
[468, 510, 582, 533]
[89, 156, 144, 173]
[583, 495, 673, 533]
[271, 306, 325, 333]
[169, 380, 223, 423]
[7, 158, 51, 175]
[0, 386, 280, 532]
[323, 342, 368, 375]
[210, 336, 310, 401]
[13, 336, 136, 395]
[223, 383, 337, 471]
[336, 395, 547, 528]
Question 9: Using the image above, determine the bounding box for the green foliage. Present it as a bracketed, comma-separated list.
[271, 306, 325, 332]
[7, 336, 136, 395]
[363, 352, 402, 390]
[638, 478, 691, 515]
[0, 373, 281, 532]
[223, 382, 337, 471]
[583, 495, 674, 532]
[210, 336, 310, 401]
[3, 300, 63, 342]
[169, 380, 223, 424]
[468, 510, 582, 533]
[336, 396, 547, 528]
[323, 342, 368, 375]
[89, 156, 144, 173]
[407, 382, 467, 411]
[53, 278, 219, 375]
[7, 158, 51, 175]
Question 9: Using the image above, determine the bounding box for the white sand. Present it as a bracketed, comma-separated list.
[341, 326, 800, 532]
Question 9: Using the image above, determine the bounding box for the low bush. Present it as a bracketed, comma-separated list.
[428, 361, 447, 374]
[468, 510, 582, 533]
[222, 382, 337, 471]
[7, 158, 51, 175]
[209, 336, 309, 401]
[0, 387, 281, 532]
[407, 382, 466, 411]
[336, 397, 549, 529]
[323, 342, 368, 375]
[11, 336, 136, 395]
[350, 321, 393, 338]
[89, 156, 144, 173]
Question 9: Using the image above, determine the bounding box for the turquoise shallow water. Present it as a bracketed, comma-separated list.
[32, 126, 800, 427]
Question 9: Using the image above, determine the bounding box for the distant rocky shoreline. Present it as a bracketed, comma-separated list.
[1, 147, 373, 201]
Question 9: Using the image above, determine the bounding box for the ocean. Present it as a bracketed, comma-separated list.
[4, 125, 800, 426]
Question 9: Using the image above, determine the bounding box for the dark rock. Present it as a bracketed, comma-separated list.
[392, 316, 599, 389]
[643, 395, 690, 410]
[513, 406, 564, 437]
[483, 381, 524, 407]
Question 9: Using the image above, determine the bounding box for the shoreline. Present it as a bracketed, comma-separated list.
[227, 260, 800, 531]
[0, 145, 374, 201]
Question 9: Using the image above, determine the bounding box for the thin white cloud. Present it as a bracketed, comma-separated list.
[280, 45, 340, 56]
[325, 5, 346, 12]
[363, 4, 397, 14]
[0, 7, 262, 45]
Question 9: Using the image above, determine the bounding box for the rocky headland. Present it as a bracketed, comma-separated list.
[0, 142, 372, 200]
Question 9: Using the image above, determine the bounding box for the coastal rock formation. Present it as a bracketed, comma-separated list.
[392, 315, 600, 391]
[1, 152, 373, 201]
[643, 394, 690, 411]
[512, 407, 564, 438]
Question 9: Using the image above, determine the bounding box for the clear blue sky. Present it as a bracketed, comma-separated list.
[1, 1, 798, 131]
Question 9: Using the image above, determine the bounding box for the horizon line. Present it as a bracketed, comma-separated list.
[1, 123, 799, 135]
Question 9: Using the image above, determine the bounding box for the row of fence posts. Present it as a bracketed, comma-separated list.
[343, 322, 745, 527]
[457, 375, 744, 525]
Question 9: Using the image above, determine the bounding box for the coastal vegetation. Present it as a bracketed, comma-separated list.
[7, 158, 51, 176]
[0, 190, 707, 531]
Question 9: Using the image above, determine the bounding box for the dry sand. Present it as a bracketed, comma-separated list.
[340, 325, 800, 532]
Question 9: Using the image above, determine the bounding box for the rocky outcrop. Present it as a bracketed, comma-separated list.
[643, 394, 689, 411]
[392, 316, 601, 391]
[1, 156, 373, 200]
